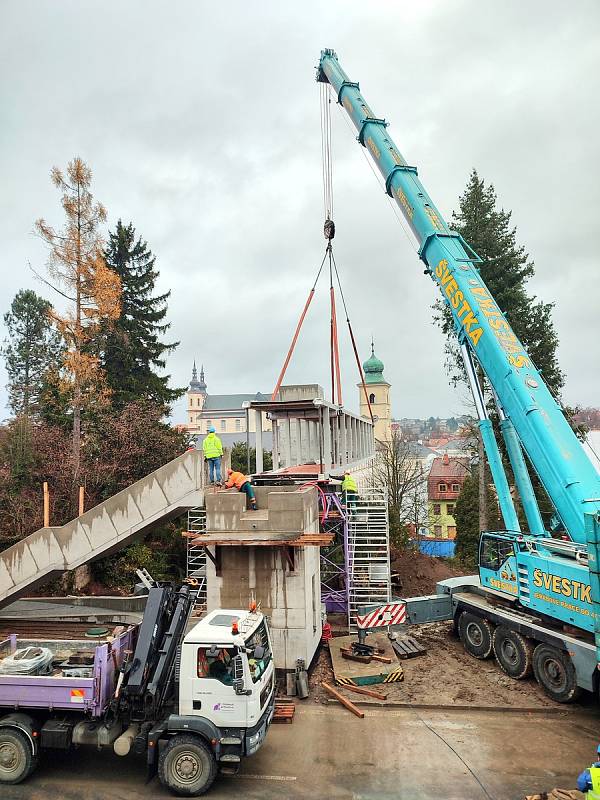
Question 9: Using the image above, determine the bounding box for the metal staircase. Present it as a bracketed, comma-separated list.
[186, 507, 207, 611]
[346, 485, 391, 631]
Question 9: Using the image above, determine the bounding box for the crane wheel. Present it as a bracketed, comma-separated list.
[532, 644, 580, 703]
[158, 734, 217, 796]
[457, 612, 493, 659]
[492, 626, 533, 679]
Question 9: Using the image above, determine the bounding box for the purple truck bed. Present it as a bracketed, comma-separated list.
[0, 627, 136, 717]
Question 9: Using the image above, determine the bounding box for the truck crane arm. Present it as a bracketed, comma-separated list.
[317, 49, 600, 666]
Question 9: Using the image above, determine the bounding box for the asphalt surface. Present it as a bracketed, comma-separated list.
[4, 705, 598, 800]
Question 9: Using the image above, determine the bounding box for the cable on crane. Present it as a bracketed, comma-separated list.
[271, 81, 375, 417]
[271, 250, 328, 401]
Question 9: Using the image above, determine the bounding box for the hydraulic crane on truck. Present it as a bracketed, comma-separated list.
[317, 49, 600, 702]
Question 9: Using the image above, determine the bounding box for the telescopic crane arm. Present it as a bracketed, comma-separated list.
[316, 49, 600, 549]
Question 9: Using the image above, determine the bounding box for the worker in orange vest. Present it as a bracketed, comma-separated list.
[223, 468, 258, 511]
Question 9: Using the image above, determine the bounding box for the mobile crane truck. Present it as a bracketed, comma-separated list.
[317, 49, 600, 703]
[0, 581, 275, 794]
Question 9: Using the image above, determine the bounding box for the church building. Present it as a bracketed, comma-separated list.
[184, 362, 272, 444]
[358, 343, 392, 443]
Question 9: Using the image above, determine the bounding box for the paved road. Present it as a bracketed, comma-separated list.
[4, 705, 598, 800]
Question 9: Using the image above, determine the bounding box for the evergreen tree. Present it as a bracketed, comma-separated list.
[436, 170, 563, 395]
[1, 289, 63, 417]
[102, 221, 183, 408]
[230, 442, 273, 474]
[454, 470, 500, 567]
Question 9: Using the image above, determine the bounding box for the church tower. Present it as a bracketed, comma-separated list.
[358, 342, 392, 443]
[188, 361, 207, 426]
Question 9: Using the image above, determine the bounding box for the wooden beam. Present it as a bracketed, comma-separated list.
[322, 682, 364, 718]
[340, 684, 388, 701]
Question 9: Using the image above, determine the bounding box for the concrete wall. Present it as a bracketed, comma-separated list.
[205, 545, 321, 672]
[204, 485, 322, 671]
[205, 486, 319, 535]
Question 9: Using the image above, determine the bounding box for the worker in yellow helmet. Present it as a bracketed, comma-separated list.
[341, 470, 358, 516]
[202, 426, 223, 484]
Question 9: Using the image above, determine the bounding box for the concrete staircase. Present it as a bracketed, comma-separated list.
[0, 451, 205, 609]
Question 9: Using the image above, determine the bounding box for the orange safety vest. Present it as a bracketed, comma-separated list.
[225, 471, 248, 490]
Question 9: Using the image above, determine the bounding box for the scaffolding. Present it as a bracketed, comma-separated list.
[186, 507, 207, 611]
[320, 484, 391, 631]
[346, 486, 391, 631]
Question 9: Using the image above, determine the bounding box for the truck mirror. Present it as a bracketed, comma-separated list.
[206, 645, 220, 658]
[253, 646, 265, 660]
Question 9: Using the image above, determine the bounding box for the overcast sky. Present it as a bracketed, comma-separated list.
[1, 0, 598, 425]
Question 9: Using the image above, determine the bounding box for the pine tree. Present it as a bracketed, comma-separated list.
[454, 470, 500, 566]
[436, 170, 563, 394]
[435, 170, 565, 532]
[102, 220, 183, 409]
[1, 290, 63, 418]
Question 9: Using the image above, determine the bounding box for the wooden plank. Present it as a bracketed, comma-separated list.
[340, 648, 372, 664]
[370, 654, 392, 664]
[322, 682, 364, 718]
[341, 684, 388, 701]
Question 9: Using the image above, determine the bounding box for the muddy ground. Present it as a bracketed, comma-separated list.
[309, 621, 586, 709]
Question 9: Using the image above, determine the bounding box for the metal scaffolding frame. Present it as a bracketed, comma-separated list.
[186, 507, 207, 611]
[320, 484, 391, 631]
[346, 486, 391, 631]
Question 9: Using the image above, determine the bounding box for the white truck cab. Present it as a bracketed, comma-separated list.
[178, 608, 275, 752]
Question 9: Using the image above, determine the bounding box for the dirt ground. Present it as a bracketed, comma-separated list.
[309, 621, 583, 709]
[390, 546, 465, 597]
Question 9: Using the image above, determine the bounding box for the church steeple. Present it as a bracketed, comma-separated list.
[189, 360, 207, 394]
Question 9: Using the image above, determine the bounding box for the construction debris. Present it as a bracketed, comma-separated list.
[525, 790, 584, 800]
[322, 682, 365, 718]
[273, 700, 296, 724]
[391, 636, 427, 660]
[341, 683, 388, 701]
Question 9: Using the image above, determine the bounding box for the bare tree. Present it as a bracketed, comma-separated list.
[373, 430, 429, 544]
[35, 158, 121, 478]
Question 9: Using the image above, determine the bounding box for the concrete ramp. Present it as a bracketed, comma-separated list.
[0, 450, 205, 608]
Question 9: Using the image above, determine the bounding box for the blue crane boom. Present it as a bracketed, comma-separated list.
[316, 49, 600, 542]
[317, 49, 600, 668]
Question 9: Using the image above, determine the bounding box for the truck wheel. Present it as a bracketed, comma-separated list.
[457, 612, 493, 659]
[532, 644, 580, 703]
[0, 729, 37, 785]
[158, 734, 217, 796]
[492, 627, 533, 679]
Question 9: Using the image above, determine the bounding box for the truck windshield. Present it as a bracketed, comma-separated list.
[245, 620, 272, 684]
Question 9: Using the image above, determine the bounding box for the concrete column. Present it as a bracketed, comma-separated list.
[284, 417, 292, 468]
[272, 418, 280, 470]
[306, 420, 314, 462]
[348, 417, 354, 462]
[299, 419, 308, 464]
[255, 410, 264, 473]
[323, 409, 332, 472]
[340, 414, 347, 466]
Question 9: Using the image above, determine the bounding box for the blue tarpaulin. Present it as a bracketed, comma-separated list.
[413, 538, 455, 558]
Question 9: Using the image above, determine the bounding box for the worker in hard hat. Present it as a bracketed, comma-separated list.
[577, 745, 600, 796]
[202, 426, 223, 484]
[223, 468, 258, 511]
[341, 470, 358, 516]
